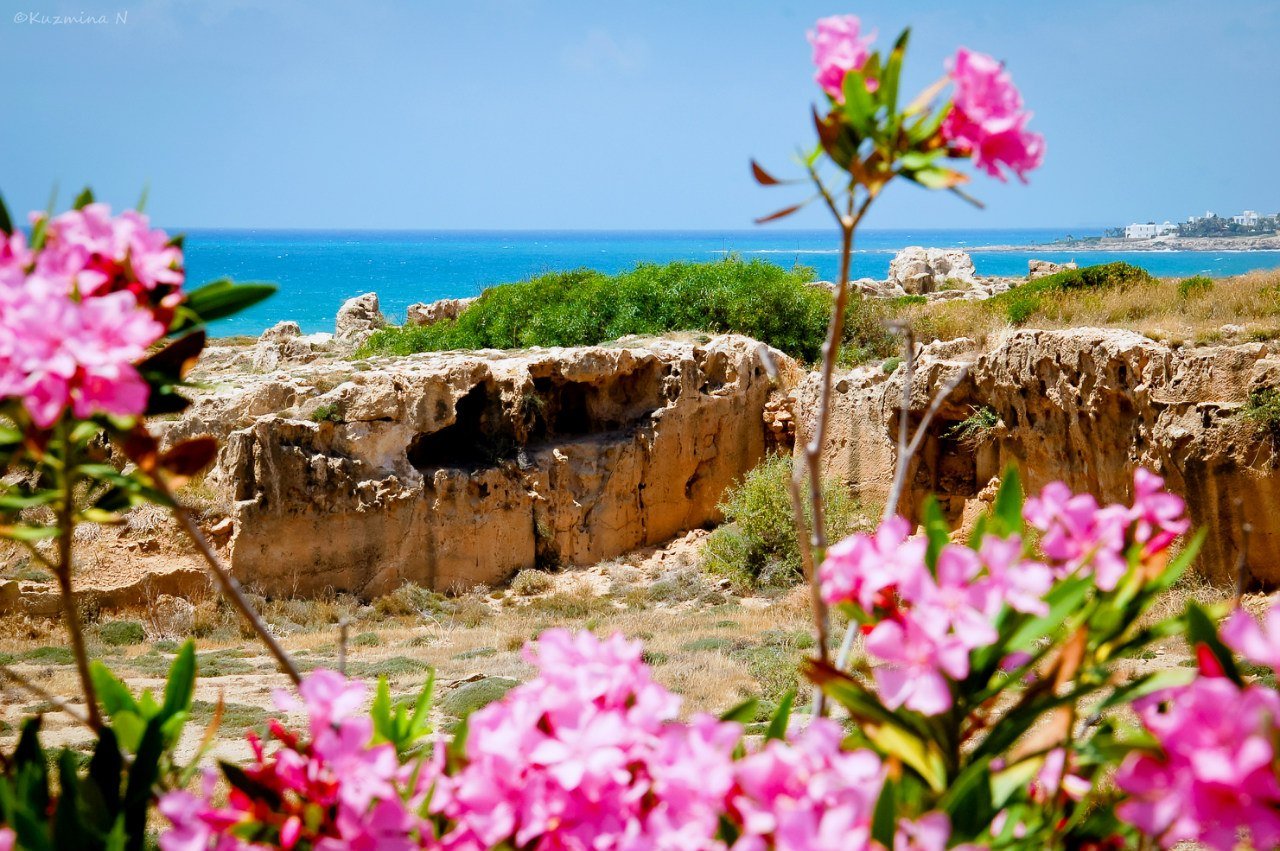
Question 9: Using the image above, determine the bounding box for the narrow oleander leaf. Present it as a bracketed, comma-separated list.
[870, 776, 897, 847]
[719, 698, 759, 724]
[948, 185, 986, 209]
[72, 187, 95, 210]
[991, 466, 1025, 537]
[754, 200, 808, 224]
[751, 159, 785, 186]
[0, 190, 13, 235]
[161, 641, 197, 720]
[904, 74, 952, 116]
[764, 690, 795, 741]
[139, 329, 206, 381]
[136, 183, 150, 214]
[881, 28, 910, 119]
[1185, 601, 1243, 686]
[181, 279, 277, 326]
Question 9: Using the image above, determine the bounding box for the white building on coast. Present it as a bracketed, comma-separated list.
[1124, 221, 1177, 239]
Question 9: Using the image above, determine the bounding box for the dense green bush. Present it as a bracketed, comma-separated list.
[1178, 274, 1214, 299]
[703, 454, 861, 589]
[358, 259, 834, 361]
[989, 261, 1156, 325]
[96, 619, 146, 647]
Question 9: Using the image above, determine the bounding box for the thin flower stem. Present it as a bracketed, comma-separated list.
[54, 424, 103, 732]
[152, 474, 301, 686]
[797, 181, 878, 717]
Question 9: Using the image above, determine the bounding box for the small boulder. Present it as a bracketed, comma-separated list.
[259, 320, 302, 343]
[335, 293, 386, 342]
[888, 247, 977, 294]
[1028, 259, 1077, 280]
[406, 297, 477, 327]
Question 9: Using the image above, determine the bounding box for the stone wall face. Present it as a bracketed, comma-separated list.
[166, 336, 790, 596]
[794, 329, 1280, 585]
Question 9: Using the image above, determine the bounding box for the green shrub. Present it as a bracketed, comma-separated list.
[358, 259, 833, 362]
[311, 402, 343, 423]
[881, 356, 902, 373]
[96, 620, 146, 647]
[1178, 275, 1214, 299]
[1244, 387, 1280, 432]
[947, 405, 1000, 446]
[510, 569, 555, 596]
[702, 454, 860, 589]
[440, 677, 519, 718]
[989, 262, 1155, 325]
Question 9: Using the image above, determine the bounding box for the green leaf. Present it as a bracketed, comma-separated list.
[870, 776, 897, 847]
[906, 103, 950, 145]
[1186, 601, 1243, 685]
[124, 720, 165, 851]
[1148, 529, 1205, 593]
[54, 749, 89, 846]
[0, 191, 13, 235]
[87, 727, 123, 817]
[719, 698, 759, 724]
[765, 690, 794, 741]
[136, 184, 150, 214]
[1005, 574, 1092, 654]
[841, 69, 879, 137]
[73, 187, 95, 210]
[161, 641, 197, 721]
[371, 677, 394, 744]
[181, 279, 277, 326]
[880, 28, 910, 121]
[937, 755, 995, 839]
[0, 524, 60, 542]
[920, 495, 949, 571]
[91, 662, 141, 718]
[990, 466, 1024, 537]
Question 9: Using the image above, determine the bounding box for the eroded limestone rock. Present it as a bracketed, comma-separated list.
[1028, 259, 1078, 279]
[794, 329, 1280, 585]
[406, 297, 477, 326]
[888, 247, 977, 294]
[335, 293, 386, 343]
[166, 335, 793, 596]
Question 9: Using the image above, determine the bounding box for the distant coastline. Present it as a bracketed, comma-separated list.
[971, 234, 1280, 253]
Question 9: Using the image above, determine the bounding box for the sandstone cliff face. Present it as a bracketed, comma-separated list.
[164, 335, 791, 596]
[795, 329, 1280, 584]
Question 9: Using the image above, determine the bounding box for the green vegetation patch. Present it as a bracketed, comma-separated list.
[702, 454, 861, 590]
[440, 677, 519, 718]
[989, 262, 1156, 325]
[95, 619, 146, 647]
[1244, 387, 1280, 432]
[358, 259, 833, 361]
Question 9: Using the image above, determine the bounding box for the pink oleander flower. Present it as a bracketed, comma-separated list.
[894, 812, 957, 851]
[160, 669, 435, 851]
[907, 544, 1000, 649]
[977, 534, 1052, 616]
[1023, 481, 1129, 590]
[0, 283, 164, 427]
[1222, 601, 1280, 669]
[808, 14, 874, 102]
[820, 515, 924, 612]
[35, 203, 182, 297]
[436, 629, 738, 850]
[1129, 468, 1189, 557]
[942, 47, 1044, 182]
[0, 827, 15, 851]
[1115, 676, 1280, 850]
[864, 617, 968, 715]
[730, 718, 884, 851]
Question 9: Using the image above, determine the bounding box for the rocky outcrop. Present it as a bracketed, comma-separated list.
[794, 329, 1280, 585]
[335, 293, 386, 343]
[406, 297, 477, 326]
[166, 336, 792, 596]
[888, 247, 977, 294]
[1028, 259, 1077, 279]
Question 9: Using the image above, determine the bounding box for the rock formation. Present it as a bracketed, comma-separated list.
[887, 247, 978, 294]
[335, 292, 386, 344]
[1028, 259, 1077, 279]
[406, 297, 477, 326]
[162, 335, 793, 597]
[793, 329, 1280, 585]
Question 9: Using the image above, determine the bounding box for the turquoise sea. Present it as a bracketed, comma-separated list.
[182, 228, 1280, 337]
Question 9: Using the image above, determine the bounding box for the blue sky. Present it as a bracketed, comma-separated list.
[2, 0, 1277, 231]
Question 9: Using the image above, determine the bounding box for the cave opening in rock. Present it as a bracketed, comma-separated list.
[407, 383, 516, 470]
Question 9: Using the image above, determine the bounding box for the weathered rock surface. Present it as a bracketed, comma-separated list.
[406, 297, 477, 326]
[888, 247, 977, 294]
[1028, 258, 1077, 279]
[794, 329, 1280, 585]
[165, 335, 793, 596]
[335, 293, 386, 343]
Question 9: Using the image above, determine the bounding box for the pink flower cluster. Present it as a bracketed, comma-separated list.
[0, 826, 12, 851]
[808, 14, 874, 102]
[159, 671, 435, 851]
[0, 203, 181, 427]
[435, 629, 906, 851]
[820, 470, 1188, 715]
[1023, 468, 1189, 591]
[1115, 675, 1280, 849]
[820, 517, 1050, 715]
[941, 48, 1044, 182]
